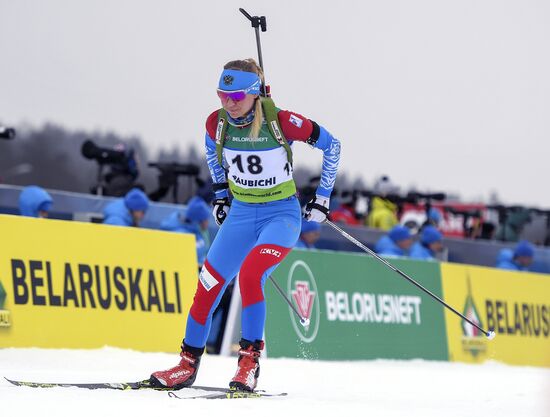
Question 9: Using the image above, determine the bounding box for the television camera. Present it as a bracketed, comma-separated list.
[81, 139, 139, 197]
[0, 125, 16, 140]
[148, 162, 200, 203]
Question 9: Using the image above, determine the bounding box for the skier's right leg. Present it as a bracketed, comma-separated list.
[150, 203, 256, 388]
[149, 259, 233, 389]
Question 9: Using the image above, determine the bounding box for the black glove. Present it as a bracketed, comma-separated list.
[212, 198, 231, 226]
[304, 195, 330, 222]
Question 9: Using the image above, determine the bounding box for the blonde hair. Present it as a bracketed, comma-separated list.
[223, 59, 264, 138]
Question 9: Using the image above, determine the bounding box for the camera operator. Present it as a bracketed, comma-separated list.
[81, 140, 141, 197]
[148, 162, 200, 203]
[104, 145, 139, 196]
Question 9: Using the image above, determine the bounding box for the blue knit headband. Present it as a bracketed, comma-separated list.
[218, 69, 261, 94]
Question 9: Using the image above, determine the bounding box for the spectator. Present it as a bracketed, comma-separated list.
[477, 221, 496, 241]
[366, 176, 399, 231]
[410, 225, 443, 260]
[495, 248, 514, 268]
[102, 144, 140, 197]
[296, 218, 322, 249]
[424, 207, 442, 229]
[160, 196, 211, 267]
[103, 188, 149, 227]
[298, 176, 321, 208]
[18, 185, 53, 218]
[195, 177, 215, 204]
[375, 225, 413, 257]
[495, 240, 535, 271]
[495, 208, 531, 242]
[330, 190, 360, 225]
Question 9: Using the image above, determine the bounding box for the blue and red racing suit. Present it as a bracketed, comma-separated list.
[184, 108, 341, 348]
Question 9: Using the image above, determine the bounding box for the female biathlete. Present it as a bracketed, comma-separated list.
[150, 58, 341, 392]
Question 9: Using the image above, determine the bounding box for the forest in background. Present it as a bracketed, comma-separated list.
[0, 122, 366, 204]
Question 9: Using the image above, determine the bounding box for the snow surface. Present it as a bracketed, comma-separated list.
[1, 347, 549, 417]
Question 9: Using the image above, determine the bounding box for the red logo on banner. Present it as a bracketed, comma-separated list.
[291, 281, 316, 320]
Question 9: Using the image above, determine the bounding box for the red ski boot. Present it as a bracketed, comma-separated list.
[229, 339, 264, 392]
[149, 343, 203, 389]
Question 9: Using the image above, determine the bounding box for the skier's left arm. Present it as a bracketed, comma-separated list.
[278, 110, 341, 221]
[308, 123, 341, 199]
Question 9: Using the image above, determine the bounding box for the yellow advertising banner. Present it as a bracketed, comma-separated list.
[441, 263, 550, 367]
[0, 214, 198, 352]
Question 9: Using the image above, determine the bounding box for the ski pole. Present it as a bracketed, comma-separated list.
[239, 8, 268, 97]
[268, 275, 310, 327]
[324, 220, 496, 340]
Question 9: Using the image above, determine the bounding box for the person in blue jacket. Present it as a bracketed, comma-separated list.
[410, 225, 443, 260]
[103, 188, 149, 227]
[495, 248, 514, 267]
[160, 196, 211, 267]
[375, 225, 413, 257]
[495, 240, 534, 271]
[18, 185, 53, 218]
[295, 218, 321, 249]
[425, 207, 442, 228]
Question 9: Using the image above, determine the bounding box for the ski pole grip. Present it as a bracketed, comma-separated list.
[239, 8, 266, 31]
